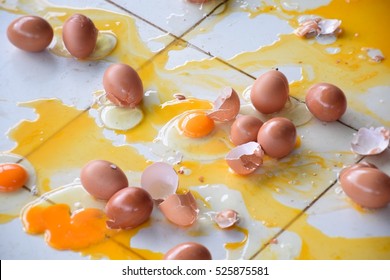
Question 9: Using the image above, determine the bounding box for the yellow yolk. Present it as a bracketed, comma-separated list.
[23, 204, 109, 250]
[178, 112, 215, 138]
[0, 163, 28, 192]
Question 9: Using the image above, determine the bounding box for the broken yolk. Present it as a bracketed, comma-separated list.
[178, 111, 215, 138]
[0, 163, 28, 192]
[23, 204, 109, 250]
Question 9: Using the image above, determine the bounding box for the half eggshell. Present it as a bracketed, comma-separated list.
[351, 127, 390, 155]
[159, 191, 198, 227]
[208, 87, 240, 122]
[225, 141, 264, 175]
[141, 162, 178, 200]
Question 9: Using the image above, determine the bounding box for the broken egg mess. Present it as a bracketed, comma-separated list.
[1, 0, 390, 260]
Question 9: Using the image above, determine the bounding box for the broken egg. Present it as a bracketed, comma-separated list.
[305, 82, 347, 122]
[62, 14, 98, 59]
[0, 163, 29, 193]
[105, 186, 153, 229]
[213, 209, 239, 229]
[339, 164, 390, 209]
[7, 15, 53, 52]
[294, 17, 342, 38]
[230, 115, 263, 146]
[80, 160, 128, 201]
[257, 117, 297, 159]
[351, 127, 390, 155]
[163, 242, 212, 260]
[141, 162, 178, 200]
[159, 191, 198, 227]
[250, 69, 289, 115]
[99, 105, 143, 131]
[225, 141, 264, 175]
[103, 63, 144, 108]
[178, 111, 215, 138]
[208, 87, 240, 122]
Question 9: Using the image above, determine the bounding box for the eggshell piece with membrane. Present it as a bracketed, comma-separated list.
[159, 191, 198, 227]
[225, 141, 264, 175]
[208, 87, 240, 122]
[164, 242, 212, 260]
[141, 162, 178, 200]
[213, 209, 239, 229]
[351, 127, 390, 155]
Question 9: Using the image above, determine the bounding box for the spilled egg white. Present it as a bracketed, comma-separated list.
[155, 109, 234, 162]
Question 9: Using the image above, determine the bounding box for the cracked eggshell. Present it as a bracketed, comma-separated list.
[141, 162, 178, 200]
[62, 14, 98, 59]
[80, 159, 128, 200]
[225, 141, 264, 175]
[208, 87, 240, 122]
[340, 164, 390, 209]
[213, 209, 239, 229]
[250, 70, 289, 114]
[103, 63, 144, 108]
[159, 191, 198, 227]
[351, 127, 390, 155]
[164, 242, 212, 260]
[105, 186, 154, 229]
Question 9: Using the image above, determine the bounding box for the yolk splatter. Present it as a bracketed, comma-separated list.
[178, 111, 215, 138]
[23, 204, 109, 250]
[0, 163, 28, 192]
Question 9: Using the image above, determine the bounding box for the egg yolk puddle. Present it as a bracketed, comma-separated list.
[178, 111, 215, 138]
[0, 163, 28, 192]
[23, 204, 109, 250]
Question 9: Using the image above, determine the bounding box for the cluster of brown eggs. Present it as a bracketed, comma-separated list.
[7, 14, 99, 59]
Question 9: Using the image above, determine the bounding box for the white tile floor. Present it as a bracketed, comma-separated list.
[0, 0, 389, 260]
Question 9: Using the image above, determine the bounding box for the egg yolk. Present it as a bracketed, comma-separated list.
[0, 163, 29, 192]
[23, 204, 108, 250]
[178, 112, 215, 138]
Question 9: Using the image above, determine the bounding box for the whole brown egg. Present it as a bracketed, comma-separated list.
[230, 115, 263, 146]
[340, 164, 390, 209]
[62, 14, 98, 59]
[105, 187, 153, 229]
[250, 69, 289, 114]
[257, 117, 296, 158]
[305, 82, 347, 122]
[80, 159, 128, 200]
[164, 242, 212, 260]
[103, 63, 144, 108]
[7, 15, 53, 52]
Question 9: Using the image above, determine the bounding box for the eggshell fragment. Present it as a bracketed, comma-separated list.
[340, 165, 390, 209]
[257, 117, 297, 159]
[351, 127, 390, 155]
[7, 15, 53, 52]
[213, 209, 239, 229]
[305, 82, 347, 122]
[106, 187, 154, 229]
[250, 70, 289, 114]
[62, 14, 98, 59]
[225, 141, 264, 175]
[164, 242, 212, 260]
[80, 160, 128, 200]
[159, 191, 198, 227]
[103, 63, 144, 108]
[141, 162, 178, 200]
[208, 87, 240, 122]
[230, 115, 263, 146]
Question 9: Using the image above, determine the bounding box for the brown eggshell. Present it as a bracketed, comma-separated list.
[7, 15, 53, 52]
[164, 242, 212, 260]
[103, 63, 144, 108]
[62, 14, 98, 59]
[214, 209, 239, 229]
[230, 115, 263, 146]
[305, 82, 347, 122]
[225, 142, 264, 175]
[257, 117, 297, 159]
[208, 87, 240, 122]
[250, 69, 289, 114]
[338, 162, 378, 180]
[159, 191, 198, 227]
[106, 187, 153, 229]
[80, 159, 128, 200]
[340, 167, 390, 209]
